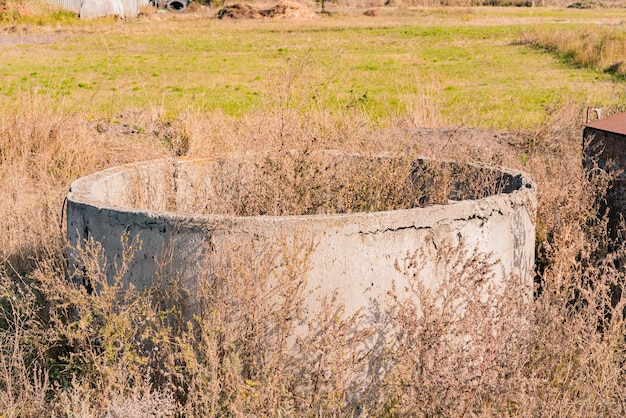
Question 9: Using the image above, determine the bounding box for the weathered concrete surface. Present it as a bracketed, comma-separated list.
[66, 156, 537, 320]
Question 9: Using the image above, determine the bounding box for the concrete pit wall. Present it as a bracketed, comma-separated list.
[67, 155, 536, 321]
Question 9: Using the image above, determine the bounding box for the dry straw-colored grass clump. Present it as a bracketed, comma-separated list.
[216, 1, 318, 20]
[2, 52, 626, 416]
[124, 152, 511, 219]
[520, 25, 626, 79]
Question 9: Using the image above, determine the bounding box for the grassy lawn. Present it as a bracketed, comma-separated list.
[1, 7, 624, 128]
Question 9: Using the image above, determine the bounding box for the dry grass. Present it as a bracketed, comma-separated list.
[521, 25, 626, 79]
[2, 94, 626, 416]
[0, 101, 166, 275]
[2, 17, 626, 416]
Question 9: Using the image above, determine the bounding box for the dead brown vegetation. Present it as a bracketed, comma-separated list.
[216, 1, 318, 19]
[2, 57, 626, 416]
[520, 25, 626, 79]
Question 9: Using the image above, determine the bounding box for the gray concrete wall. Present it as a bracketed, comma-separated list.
[67, 155, 536, 390]
[67, 156, 537, 320]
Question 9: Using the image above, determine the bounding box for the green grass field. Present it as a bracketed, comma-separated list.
[1, 7, 624, 127]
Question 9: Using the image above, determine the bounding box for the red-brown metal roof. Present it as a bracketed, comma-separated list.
[585, 111, 626, 136]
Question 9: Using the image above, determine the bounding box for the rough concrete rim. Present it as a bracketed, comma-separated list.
[67, 156, 537, 229]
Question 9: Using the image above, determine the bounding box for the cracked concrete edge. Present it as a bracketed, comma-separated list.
[66, 156, 537, 302]
[67, 157, 536, 233]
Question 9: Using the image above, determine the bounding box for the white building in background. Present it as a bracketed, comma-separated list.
[45, 0, 151, 19]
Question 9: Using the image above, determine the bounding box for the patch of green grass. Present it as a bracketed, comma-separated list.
[0, 8, 624, 127]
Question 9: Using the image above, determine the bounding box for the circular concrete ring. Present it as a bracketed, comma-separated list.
[66, 155, 536, 318]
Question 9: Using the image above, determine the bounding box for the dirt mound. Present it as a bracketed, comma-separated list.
[264, 1, 318, 19]
[363, 8, 380, 16]
[567, 0, 604, 7]
[217, 1, 317, 19]
[216, 3, 264, 19]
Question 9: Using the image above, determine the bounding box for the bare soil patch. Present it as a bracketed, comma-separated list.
[0, 26, 66, 46]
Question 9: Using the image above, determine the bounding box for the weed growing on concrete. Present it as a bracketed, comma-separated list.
[371, 242, 531, 415]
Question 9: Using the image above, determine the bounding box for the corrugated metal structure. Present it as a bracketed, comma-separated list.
[46, 0, 81, 14]
[45, 0, 151, 18]
[583, 111, 626, 240]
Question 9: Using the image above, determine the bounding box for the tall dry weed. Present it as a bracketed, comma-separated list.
[0, 103, 167, 272]
[374, 240, 532, 416]
[521, 26, 626, 79]
[2, 55, 626, 417]
[507, 103, 626, 417]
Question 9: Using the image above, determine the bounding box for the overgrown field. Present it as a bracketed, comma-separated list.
[2, 4, 626, 417]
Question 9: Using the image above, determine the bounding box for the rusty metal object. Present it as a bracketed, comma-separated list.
[583, 111, 626, 240]
[584, 112, 626, 179]
[585, 111, 626, 136]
